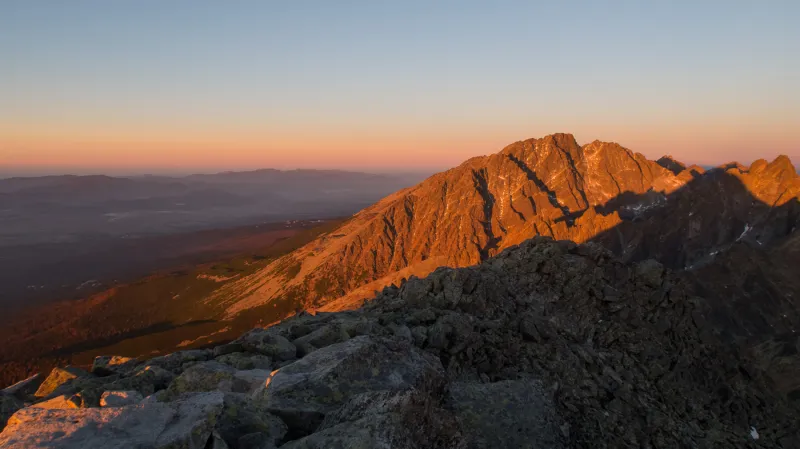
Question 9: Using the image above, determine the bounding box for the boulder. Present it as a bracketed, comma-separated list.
[634, 259, 664, 288]
[254, 335, 444, 437]
[282, 390, 463, 449]
[0, 395, 23, 431]
[216, 393, 287, 449]
[213, 343, 245, 357]
[208, 432, 230, 449]
[163, 362, 269, 400]
[411, 326, 428, 347]
[0, 391, 225, 449]
[91, 355, 137, 376]
[232, 370, 272, 393]
[216, 352, 272, 370]
[30, 395, 81, 410]
[292, 322, 350, 356]
[99, 391, 144, 407]
[102, 365, 174, 397]
[338, 317, 383, 338]
[518, 311, 553, 342]
[148, 349, 213, 373]
[235, 329, 297, 361]
[34, 366, 90, 399]
[1, 374, 44, 400]
[68, 390, 103, 409]
[163, 362, 235, 400]
[237, 432, 279, 449]
[33, 375, 109, 408]
[446, 380, 565, 449]
[388, 323, 413, 342]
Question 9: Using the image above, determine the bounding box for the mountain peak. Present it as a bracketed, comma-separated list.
[769, 154, 796, 172]
[208, 133, 799, 319]
[214, 133, 698, 316]
[656, 155, 687, 176]
[541, 132, 578, 146]
[747, 155, 797, 178]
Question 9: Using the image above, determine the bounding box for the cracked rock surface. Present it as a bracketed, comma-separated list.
[1, 238, 798, 448]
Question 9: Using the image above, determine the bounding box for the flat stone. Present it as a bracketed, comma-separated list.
[236, 329, 297, 361]
[282, 390, 462, 449]
[34, 367, 90, 399]
[254, 335, 444, 437]
[1, 374, 44, 400]
[30, 395, 81, 410]
[163, 362, 270, 400]
[0, 391, 225, 449]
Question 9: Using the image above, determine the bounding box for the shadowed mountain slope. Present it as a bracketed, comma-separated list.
[211, 133, 798, 316]
[3, 238, 799, 448]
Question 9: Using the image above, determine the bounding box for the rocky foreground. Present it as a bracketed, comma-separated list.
[2, 238, 798, 448]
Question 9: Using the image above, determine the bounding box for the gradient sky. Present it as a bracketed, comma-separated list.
[1, 0, 798, 175]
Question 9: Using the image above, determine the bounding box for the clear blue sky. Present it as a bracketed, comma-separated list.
[1, 0, 798, 175]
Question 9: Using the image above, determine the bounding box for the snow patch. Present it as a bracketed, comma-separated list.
[737, 224, 752, 241]
[77, 279, 101, 290]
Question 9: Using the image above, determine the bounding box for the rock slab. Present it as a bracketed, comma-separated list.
[0, 391, 224, 449]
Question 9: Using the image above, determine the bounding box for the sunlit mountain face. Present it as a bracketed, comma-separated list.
[208, 134, 798, 317]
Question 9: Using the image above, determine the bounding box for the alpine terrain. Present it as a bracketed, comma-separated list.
[212, 133, 798, 316]
[2, 133, 798, 448]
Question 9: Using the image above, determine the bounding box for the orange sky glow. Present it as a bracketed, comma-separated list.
[2, 117, 797, 174]
[2, 2, 797, 175]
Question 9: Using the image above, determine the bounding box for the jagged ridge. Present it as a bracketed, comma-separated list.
[212, 133, 798, 316]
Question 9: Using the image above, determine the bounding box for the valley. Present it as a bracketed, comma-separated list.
[0, 169, 427, 307]
[0, 219, 344, 388]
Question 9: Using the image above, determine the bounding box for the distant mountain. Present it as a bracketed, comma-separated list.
[0, 168, 429, 307]
[0, 169, 426, 206]
[0, 168, 429, 242]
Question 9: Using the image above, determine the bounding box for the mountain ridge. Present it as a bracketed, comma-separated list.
[212, 133, 798, 316]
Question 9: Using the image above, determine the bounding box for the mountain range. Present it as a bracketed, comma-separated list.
[212, 133, 798, 315]
[0, 169, 427, 306]
[0, 168, 428, 243]
[201, 133, 798, 398]
[2, 132, 799, 447]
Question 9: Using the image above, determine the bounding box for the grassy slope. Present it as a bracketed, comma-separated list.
[0, 219, 344, 387]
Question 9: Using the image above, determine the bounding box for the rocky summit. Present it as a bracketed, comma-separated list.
[2, 237, 798, 448]
[210, 133, 798, 318]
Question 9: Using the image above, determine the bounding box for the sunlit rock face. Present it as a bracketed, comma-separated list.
[210, 133, 798, 316]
